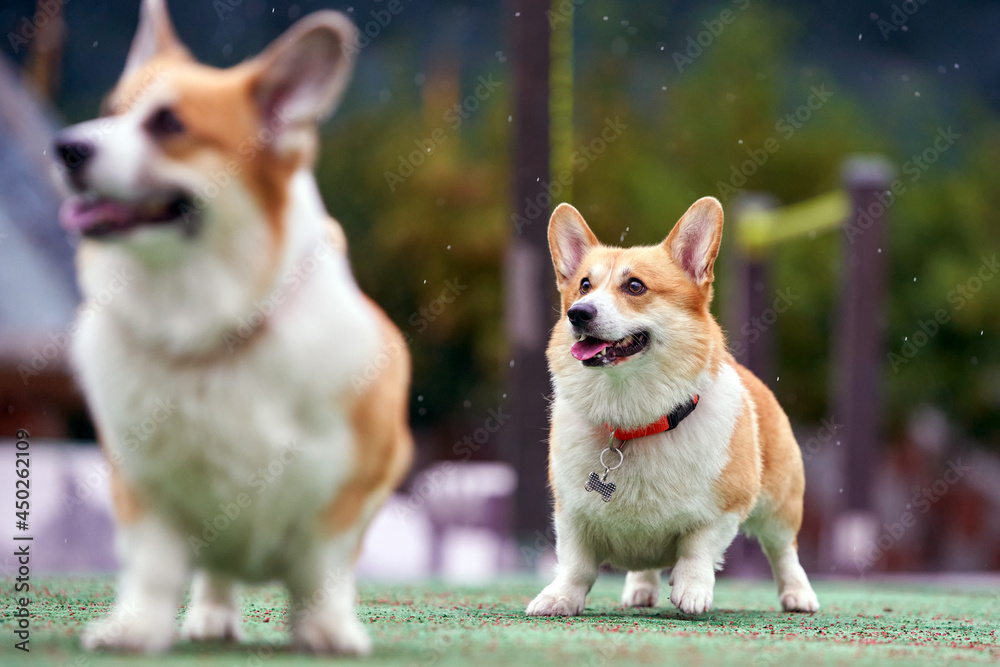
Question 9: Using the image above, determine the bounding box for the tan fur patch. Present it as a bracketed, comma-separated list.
[322, 300, 413, 540]
[109, 465, 145, 524]
[712, 376, 762, 518]
[734, 364, 805, 532]
[108, 55, 307, 271]
[93, 424, 146, 524]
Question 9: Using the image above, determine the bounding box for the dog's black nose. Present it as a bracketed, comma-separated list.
[567, 303, 597, 328]
[54, 133, 94, 172]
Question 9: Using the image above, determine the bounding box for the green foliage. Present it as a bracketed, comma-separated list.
[312, 1, 999, 446]
[316, 78, 510, 429]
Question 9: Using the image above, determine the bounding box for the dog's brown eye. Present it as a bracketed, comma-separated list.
[145, 107, 185, 138]
[626, 278, 646, 295]
[580, 278, 591, 294]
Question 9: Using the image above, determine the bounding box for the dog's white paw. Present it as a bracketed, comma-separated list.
[526, 589, 586, 616]
[621, 581, 658, 608]
[81, 606, 174, 653]
[181, 602, 243, 641]
[293, 613, 371, 656]
[780, 586, 819, 613]
[669, 576, 714, 615]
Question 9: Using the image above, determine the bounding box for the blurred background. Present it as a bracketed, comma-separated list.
[1, 0, 999, 582]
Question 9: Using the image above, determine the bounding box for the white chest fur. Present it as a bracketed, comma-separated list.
[549, 363, 746, 571]
[72, 246, 381, 581]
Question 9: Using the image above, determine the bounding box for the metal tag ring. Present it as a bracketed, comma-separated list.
[600, 446, 624, 471]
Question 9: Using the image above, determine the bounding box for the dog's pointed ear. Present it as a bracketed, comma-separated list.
[123, 0, 190, 77]
[663, 197, 724, 285]
[549, 204, 599, 289]
[249, 11, 358, 127]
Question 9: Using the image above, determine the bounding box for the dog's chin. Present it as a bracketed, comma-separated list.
[571, 331, 651, 368]
[59, 192, 200, 240]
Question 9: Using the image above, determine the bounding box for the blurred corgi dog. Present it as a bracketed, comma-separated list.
[54, 0, 411, 655]
[527, 198, 818, 617]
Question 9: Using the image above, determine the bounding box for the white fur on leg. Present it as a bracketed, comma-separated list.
[82, 515, 189, 653]
[181, 571, 243, 641]
[287, 534, 371, 656]
[527, 521, 599, 617]
[668, 513, 739, 615]
[621, 570, 660, 608]
[760, 533, 819, 613]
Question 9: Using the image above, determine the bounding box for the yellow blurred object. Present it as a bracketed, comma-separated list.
[737, 191, 850, 257]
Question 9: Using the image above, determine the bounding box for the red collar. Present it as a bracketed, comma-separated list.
[606, 395, 699, 441]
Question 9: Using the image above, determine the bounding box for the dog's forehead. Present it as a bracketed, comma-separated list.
[581, 246, 665, 281]
[107, 57, 246, 117]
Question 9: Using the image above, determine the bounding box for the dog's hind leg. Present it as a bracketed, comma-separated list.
[180, 571, 243, 641]
[756, 523, 819, 613]
[621, 570, 660, 607]
[286, 531, 371, 656]
[82, 513, 190, 653]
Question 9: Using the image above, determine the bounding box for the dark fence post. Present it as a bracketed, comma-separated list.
[503, 0, 552, 547]
[831, 155, 893, 571]
[727, 194, 778, 388]
[724, 194, 778, 576]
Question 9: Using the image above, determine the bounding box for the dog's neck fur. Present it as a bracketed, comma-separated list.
[554, 318, 728, 431]
[79, 169, 348, 359]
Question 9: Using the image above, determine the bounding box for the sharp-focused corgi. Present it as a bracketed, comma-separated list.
[54, 0, 411, 654]
[527, 198, 818, 617]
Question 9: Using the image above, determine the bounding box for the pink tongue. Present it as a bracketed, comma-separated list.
[571, 338, 610, 361]
[59, 197, 136, 233]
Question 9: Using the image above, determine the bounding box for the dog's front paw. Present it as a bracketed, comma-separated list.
[669, 575, 714, 615]
[293, 613, 371, 656]
[181, 602, 243, 642]
[526, 588, 586, 616]
[81, 605, 174, 653]
[621, 580, 658, 608]
[780, 586, 819, 613]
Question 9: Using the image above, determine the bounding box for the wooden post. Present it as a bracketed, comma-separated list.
[723, 194, 777, 576]
[726, 194, 778, 386]
[502, 0, 552, 544]
[830, 156, 893, 571]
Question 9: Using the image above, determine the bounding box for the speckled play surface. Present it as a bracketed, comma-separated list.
[3, 577, 999, 666]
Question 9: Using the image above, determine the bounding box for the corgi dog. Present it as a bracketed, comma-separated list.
[527, 198, 818, 617]
[54, 0, 411, 655]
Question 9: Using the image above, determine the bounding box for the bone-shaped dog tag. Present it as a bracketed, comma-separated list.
[584, 471, 616, 502]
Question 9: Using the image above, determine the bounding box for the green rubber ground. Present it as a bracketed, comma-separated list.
[3, 577, 999, 666]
